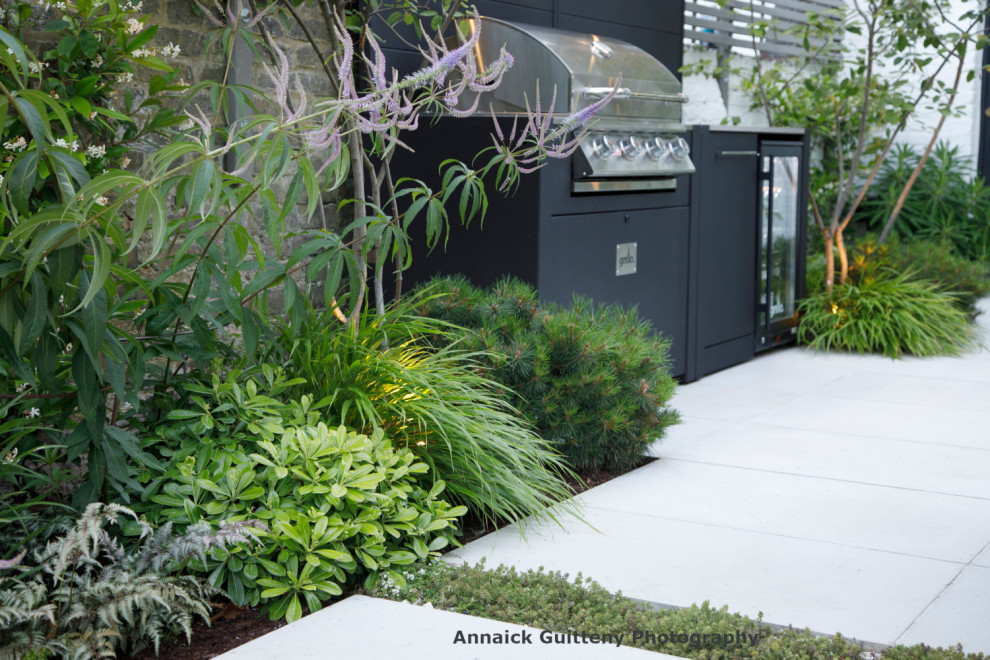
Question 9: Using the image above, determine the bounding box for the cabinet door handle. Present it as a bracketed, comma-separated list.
[717, 150, 760, 157]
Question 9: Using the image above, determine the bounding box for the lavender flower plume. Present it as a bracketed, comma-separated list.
[404, 9, 483, 88]
[0, 549, 26, 570]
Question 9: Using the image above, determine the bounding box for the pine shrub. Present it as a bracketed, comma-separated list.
[413, 277, 679, 472]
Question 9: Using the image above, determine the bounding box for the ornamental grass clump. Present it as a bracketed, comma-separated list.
[798, 269, 977, 358]
[268, 304, 579, 530]
[413, 276, 679, 472]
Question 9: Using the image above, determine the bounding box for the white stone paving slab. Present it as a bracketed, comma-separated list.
[896, 566, 990, 654]
[445, 508, 962, 645]
[654, 422, 990, 500]
[746, 393, 990, 450]
[974, 545, 990, 568]
[574, 460, 990, 563]
[688, 352, 846, 394]
[786, 348, 990, 384]
[650, 416, 733, 451]
[813, 371, 990, 413]
[668, 382, 798, 422]
[215, 595, 675, 660]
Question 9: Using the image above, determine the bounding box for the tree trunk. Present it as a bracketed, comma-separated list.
[824, 233, 835, 298]
[836, 228, 849, 285]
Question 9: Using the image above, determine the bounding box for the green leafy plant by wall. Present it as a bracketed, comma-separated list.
[798, 268, 976, 358]
[413, 276, 679, 472]
[855, 143, 990, 263]
[268, 305, 579, 530]
[0, 503, 246, 659]
[132, 371, 464, 623]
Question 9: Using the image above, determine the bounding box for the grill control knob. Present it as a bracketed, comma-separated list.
[669, 137, 690, 161]
[644, 137, 668, 161]
[591, 135, 616, 159]
[619, 136, 643, 160]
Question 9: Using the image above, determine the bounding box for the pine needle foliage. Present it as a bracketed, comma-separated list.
[413, 277, 680, 472]
[0, 503, 249, 659]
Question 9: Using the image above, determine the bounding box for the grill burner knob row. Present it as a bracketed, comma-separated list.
[619, 136, 643, 160]
[592, 135, 617, 159]
[669, 137, 691, 161]
[644, 137, 668, 161]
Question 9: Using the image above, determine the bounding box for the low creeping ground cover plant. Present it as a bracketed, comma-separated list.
[372, 559, 987, 660]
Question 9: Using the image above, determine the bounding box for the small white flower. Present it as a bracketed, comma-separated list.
[54, 138, 78, 152]
[126, 18, 142, 35]
[132, 48, 153, 58]
[3, 448, 17, 463]
[123, 0, 143, 10]
[95, 195, 109, 206]
[26, 407, 41, 418]
[91, 54, 104, 68]
[89, 111, 97, 120]
[86, 144, 106, 159]
[120, 156, 131, 169]
[58, 294, 64, 304]
[15, 382, 27, 393]
[28, 61, 47, 74]
[122, 71, 134, 83]
[4, 136, 27, 152]
[162, 43, 181, 59]
[0, 174, 4, 185]
[5, 49, 12, 56]
[120, 401, 133, 413]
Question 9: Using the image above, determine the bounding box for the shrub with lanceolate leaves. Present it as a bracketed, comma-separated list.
[413, 276, 680, 472]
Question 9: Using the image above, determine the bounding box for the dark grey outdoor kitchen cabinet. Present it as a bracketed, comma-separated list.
[690, 130, 760, 378]
[393, 117, 693, 378]
[686, 126, 809, 381]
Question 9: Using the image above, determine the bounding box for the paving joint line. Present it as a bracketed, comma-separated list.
[891, 539, 990, 646]
[578, 505, 974, 565]
[650, 457, 990, 502]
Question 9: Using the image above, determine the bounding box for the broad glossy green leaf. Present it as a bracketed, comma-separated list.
[7, 151, 39, 214]
[17, 273, 47, 355]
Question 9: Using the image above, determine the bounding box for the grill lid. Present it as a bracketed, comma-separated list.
[463, 17, 686, 126]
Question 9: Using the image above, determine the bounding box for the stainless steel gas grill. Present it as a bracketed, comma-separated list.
[456, 17, 695, 193]
[393, 15, 702, 378]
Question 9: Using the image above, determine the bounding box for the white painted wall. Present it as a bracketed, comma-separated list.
[681, 1, 985, 171]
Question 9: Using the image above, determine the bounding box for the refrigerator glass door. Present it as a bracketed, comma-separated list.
[758, 145, 802, 350]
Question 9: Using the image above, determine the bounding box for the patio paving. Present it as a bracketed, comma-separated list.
[446, 298, 990, 654]
[220, 299, 990, 658]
